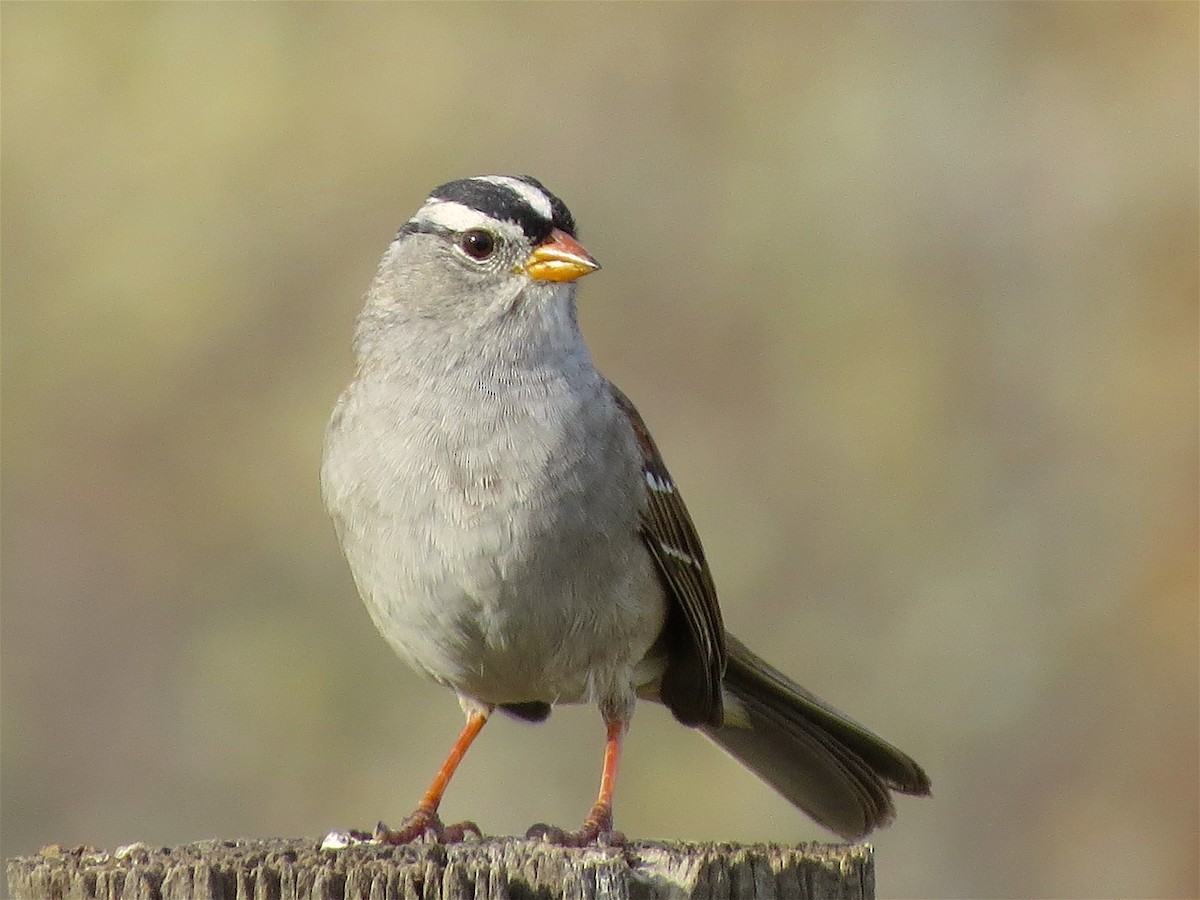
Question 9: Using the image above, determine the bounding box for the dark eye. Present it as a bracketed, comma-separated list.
[459, 229, 496, 260]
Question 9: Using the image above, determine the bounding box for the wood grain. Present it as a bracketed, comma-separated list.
[7, 837, 874, 899]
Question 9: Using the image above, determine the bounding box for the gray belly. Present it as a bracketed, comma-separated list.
[351, 472, 666, 707]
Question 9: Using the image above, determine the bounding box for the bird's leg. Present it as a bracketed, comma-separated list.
[375, 706, 491, 844]
[527, 715, 628, 847]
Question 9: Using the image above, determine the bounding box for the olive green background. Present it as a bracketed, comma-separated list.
[3, 4, 1196, 898]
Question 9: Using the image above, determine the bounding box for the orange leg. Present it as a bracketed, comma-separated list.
[584, 717, 626, 832]
[527, 716, 629, 846]
[376, 707, 491, 844]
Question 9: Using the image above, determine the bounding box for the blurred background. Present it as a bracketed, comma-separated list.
[2, 4, 1196, 898]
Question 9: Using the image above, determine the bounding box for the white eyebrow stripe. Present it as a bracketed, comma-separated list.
[410, 199, 494, 232]
[471, 176, 553, 221]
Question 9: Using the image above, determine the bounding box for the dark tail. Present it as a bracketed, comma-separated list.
[702, 633, 931, 840]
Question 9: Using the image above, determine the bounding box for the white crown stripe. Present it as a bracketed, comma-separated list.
[471, 176, 554, 221]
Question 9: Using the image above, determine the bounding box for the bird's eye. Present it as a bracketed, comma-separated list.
[459, 229, 496, 261]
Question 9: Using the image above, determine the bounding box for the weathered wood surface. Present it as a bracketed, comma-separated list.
[7, 837, 874, 900]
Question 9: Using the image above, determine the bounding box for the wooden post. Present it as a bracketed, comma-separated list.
[7, 837, 874, 899]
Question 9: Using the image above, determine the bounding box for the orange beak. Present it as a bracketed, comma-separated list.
[523, 229, 601, 283]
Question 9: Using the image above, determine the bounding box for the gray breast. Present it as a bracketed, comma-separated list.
[322, 368, 664, 706]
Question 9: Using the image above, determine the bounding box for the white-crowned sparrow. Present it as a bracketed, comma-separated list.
[321, 175, 930, 846]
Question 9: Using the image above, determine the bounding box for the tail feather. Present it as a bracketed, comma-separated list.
[702, 634, 930, 840]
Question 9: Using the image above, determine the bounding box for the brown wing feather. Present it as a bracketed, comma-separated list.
[609, 383, 726, 727]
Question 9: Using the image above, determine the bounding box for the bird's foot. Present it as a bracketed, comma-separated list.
[525, 803, 625, 847]
[374, 808, 482, 845]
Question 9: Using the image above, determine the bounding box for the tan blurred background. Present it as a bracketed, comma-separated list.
[2, 4, 1196, 898]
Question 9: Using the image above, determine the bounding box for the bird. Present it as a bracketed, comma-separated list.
[320, 174, 930, 847]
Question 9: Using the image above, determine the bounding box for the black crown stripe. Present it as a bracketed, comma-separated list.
[427, 176, 577, 244]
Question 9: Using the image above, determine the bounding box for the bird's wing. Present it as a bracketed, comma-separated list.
[609, 382, 727, 727]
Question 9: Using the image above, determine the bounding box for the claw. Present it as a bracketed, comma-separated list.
[525, 804, 625, 847]
[524, 822, 566, 843]
[374, 810, 481, 845]
[442, 819, 483, 843]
